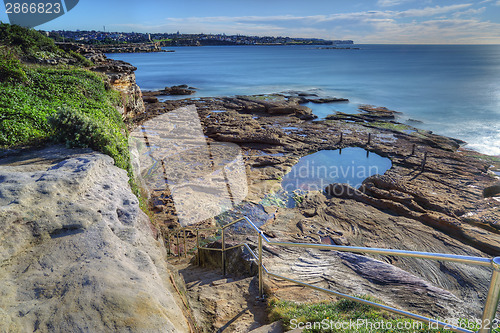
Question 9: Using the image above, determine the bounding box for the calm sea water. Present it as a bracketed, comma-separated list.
[109, 45, 500, 156]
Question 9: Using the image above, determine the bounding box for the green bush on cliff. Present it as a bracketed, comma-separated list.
[68, 50, 94, 67]
[49, 106, 130, 171]
[0, 22, 137, 196]
[0, 64, 130, 173]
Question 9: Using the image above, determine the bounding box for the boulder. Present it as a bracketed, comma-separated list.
[0, 146, 190, 332]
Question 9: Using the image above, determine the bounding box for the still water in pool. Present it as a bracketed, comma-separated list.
[281, 148, 392, 192]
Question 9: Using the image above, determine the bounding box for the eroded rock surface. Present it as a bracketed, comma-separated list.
[133, 93, 499, 320]
[0, 146, 190, 332]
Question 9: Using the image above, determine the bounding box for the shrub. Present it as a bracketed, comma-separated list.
[0, 67, 118, 146]
[68, 50, 94, 67]
[0, 23, 135, 193]
[49, 107, 130, 171]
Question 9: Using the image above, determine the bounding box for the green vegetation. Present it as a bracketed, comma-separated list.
[0, 23, 91, 66]
[0, 23, 63, 59]
[153, 38, 173, 43]
[0, 23, 133, 179]
[0, 65, 130, 168]
[0, 49, 28, 83]
[260, 190, 288, 208]
[242, 94, 287, 102]
[268, 297, 492, 333]
[369, 121, 414, 132]
[470, 154, 500, 164]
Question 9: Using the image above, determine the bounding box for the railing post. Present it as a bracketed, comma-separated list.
[166, 232, 171, 255]
[479, 257, 500, 333]
[176, 231, 180, 257]
[183, 230, 187, 258]
[258, 232, 263, 299]
[421, 151, 427, 172]
[222, 228, 226, 276]
[196, 230, 200, 266]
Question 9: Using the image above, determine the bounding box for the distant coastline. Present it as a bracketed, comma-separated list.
[46, 29, 354, 47]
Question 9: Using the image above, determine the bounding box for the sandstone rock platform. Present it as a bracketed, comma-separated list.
[0, 146, 190, 332]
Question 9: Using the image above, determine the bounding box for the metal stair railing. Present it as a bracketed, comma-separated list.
[167, 216, 500, 333]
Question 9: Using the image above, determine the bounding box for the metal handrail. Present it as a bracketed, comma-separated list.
[167, 216, 500, 333]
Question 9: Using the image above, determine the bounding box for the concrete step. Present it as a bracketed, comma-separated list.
[248, 320, 283, 333]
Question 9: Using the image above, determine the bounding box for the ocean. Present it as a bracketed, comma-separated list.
[108, 44, 500, 156]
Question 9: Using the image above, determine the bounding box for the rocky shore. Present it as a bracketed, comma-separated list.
[134, 92, 500, 319]
[57, 42, 169, 54]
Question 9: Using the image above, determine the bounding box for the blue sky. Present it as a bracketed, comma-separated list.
[1, 0, 500, 43]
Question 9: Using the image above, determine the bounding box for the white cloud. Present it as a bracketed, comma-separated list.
[453, 7, 486, 18]
[110, 3, 500, 44]
[149, 3, 475, 28]
[355, 18, 500, 44]
[377, 0, 413, 7]
[398, 4, 473, 17]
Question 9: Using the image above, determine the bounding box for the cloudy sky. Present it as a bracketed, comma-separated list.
[2, 0, 500, 43]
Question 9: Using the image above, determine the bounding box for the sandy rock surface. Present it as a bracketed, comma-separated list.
[0, 146, 189, 332]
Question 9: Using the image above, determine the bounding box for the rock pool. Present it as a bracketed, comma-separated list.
[281, 147, 392, 192]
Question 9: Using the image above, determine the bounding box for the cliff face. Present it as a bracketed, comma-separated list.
[0, 146, 190, 332]
[91, 59, 145, 119]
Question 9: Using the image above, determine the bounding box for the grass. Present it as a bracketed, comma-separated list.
[268, 297, 494, 333]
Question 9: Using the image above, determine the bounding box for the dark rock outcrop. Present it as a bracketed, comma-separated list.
[143, 85, 197, 96]
[484, 182, 500, 198]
